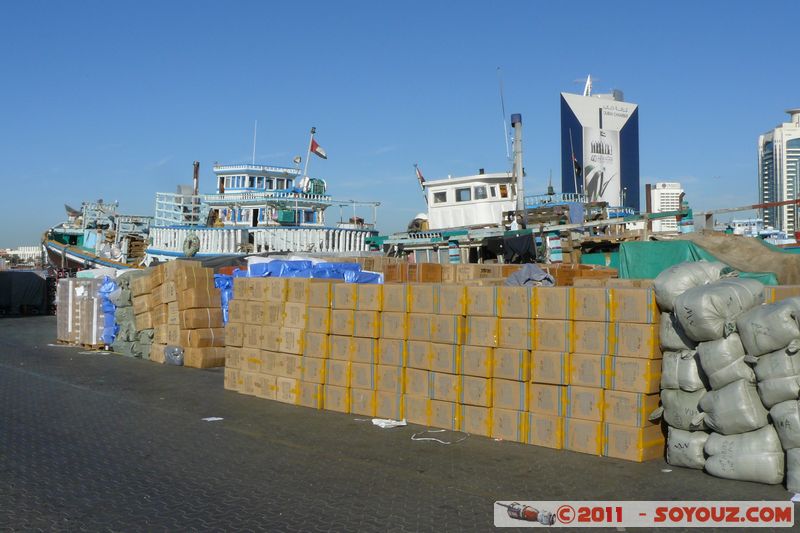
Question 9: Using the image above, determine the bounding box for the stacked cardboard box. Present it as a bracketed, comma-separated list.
[222, 279, 663, 462]
[135, 260, 225, 367]
[56, 278, 105, 346]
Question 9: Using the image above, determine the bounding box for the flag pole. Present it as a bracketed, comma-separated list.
[569, 128, 578, 195]
[302, 127, 316, 177]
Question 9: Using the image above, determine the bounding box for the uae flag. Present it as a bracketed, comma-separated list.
[310, 138, 327, 159]
[415, 165, 425, 189]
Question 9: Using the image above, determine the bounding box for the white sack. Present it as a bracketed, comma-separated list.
[787, 449, 800, 493]
[654, 389, 707, 431]
[665, 427, 708, 469]
[653, 261, 729, 313]
[769, 400, 800, 449]
[695, 379, 768, 435]
[704, 452, 784, 485]
[660, 312, 697, 351]
[754, 343, 800, 408]
[660, 350, 707, 392]
[696, 334, 754, 390]
[674, 279, 765, 342]
[736, 298, 800, 357]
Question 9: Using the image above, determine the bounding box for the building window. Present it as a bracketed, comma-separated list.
[433, 191, 447, 204]
[474, 186, 487, 200]
[455, 187, 471, 202]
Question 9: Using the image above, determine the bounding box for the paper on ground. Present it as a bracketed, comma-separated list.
[372, 418, 407, 429]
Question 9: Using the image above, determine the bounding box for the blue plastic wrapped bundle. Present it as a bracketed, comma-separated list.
[344, 270, 383, 284]
[97, 276, 120, 346]
[214, 274, 234, 324]
[310, 262, 362, 279]
[249, 260, 314, 278]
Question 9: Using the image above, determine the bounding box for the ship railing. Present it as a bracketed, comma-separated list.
[524, 192, 588, 206]
[202, 191, 333, 204]
[212, 164, 301, 175]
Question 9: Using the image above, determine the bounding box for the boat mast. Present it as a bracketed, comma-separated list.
[302, 127, 316, 178]
[511, 113, 525, 215]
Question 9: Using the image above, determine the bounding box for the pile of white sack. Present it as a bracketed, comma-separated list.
[651, 261, 800, 489]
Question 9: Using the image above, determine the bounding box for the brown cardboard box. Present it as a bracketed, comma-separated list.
[404, 368, 430, 397]
[286, 278, 310, 304]
[184, 346, 225, 368]
[765, 285, 800, 303]
[325, 359, 350, 387]
[497, 286, 533, 319]
[378, 339, 406, 367]
[176, 288, 221, 310]
[603, 423, 665, 462]
[179, 308, 224, 329]
[303, 331, 329, 358]
[180, 328, 224, 348]
[465, 316, 499, 347]
[430, 371, 459, 402]
[409, 263, 443, 283]
[572, 321, 610, 355]
[152, 304, 168, 326]
[492, 378, 528, 411]
[306, 307, 330, 334]
[329, 335, 352, 361]
[228, 300, 246, 323]
[461, 405, 492, 437]
[534, 320, 572, 353]
[380, 312, 407, 340]
[297, 381, 324, 409]
[528, 413, 564, 449]
[282, 302, 308, 329]
[571, 288, 611, 322]
[466, 286, 498, 316]
[534, 287, 572, 320]
[302, 356, 327, 384]
[350, 362, 377, 390]
[461, 345, 493, 378]
[376, 364, 404, 393]
[260, 326, 281, 352]
[491, 408, 527, 443]
[531, 351, 570, 385]
[430, 315, 465, 345]
[225, 321, 243, 347]
[458, 264, 499, 282]
[159, 259, 202, 278]
[350, 388, 376, 416]
[225, 346, 242, 369]
[408, 284, 437, 314]
[492, 348, 531, 381]
[241, 349, 263, 373]
[460, 375, 492, 407]
[131, 273, 158, 296]
[564, 418, 603, 455]
[435, 284, 466, 315]
[134, 311, 154, 331]
[167, 301, 179, 325]
[569, 353, 612, 388]
[264, 278, 287, 303]
[430, 343, 461, 374]
[528, 384, 567, 416]
[232, 278, 250, 301]
[383, 263, 408, 283]
[381, 284, 408, 312]
[430, 400, 460, 431]
[308, 280, 334, 308]
[406, 341, 431, 370]
[353, 310, 380, 338]
[403, 394, 430, 425]
[279, 327, 304, 354]
[407, 313, 432, 341]
[610, 357, 661, 394]
[375, 391, 403, 420]
[566, 386, 604, 421]
[497, 319, 532, 350]
[323, 385, 349, 413]
[154, 324, 168, 345]
[350, 337, 378, 364]
[133, 292, 156, 315]
[603, 391, 661, 427]
[610, 288, 659, 324]
[264, 302, 284, 325]
[253, 373, 277, 400]
[224, 367, 240, 391]
[275, 377, 299, 404]
[441, 264, 457, 284]
[357, 284, 382, 311]
[330, 309, 354, 336]
[159, 281, 178, 304]
[333, 283, 358, 309]
[150, 343, 167, 364]
[613, 323, 661, 359]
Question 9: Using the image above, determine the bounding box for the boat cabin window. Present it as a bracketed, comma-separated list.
[490, 186, 496, 197]
[455, 187, 471, 202]
[267, 178, 274, 190]
[277, 178, 286, 190]
[433, 191, 447, 204]
[248, 176, 255, 188]
[256, 176, 265, 188]
[474, 186, 487, 200]
[499, 184, 509, 198]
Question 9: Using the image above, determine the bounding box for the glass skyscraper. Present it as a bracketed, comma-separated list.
[758, 109, 800, 234]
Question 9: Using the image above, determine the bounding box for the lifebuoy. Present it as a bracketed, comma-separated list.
[183, 234, 201, 257]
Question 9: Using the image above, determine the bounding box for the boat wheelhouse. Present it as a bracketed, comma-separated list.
[424, 171, 517, 229]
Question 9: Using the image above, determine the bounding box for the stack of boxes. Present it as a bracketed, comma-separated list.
[221, 278, 664, 462]
[56, 277, 105, 346]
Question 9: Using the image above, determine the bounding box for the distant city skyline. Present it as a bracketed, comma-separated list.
[1, 1, 799, 247]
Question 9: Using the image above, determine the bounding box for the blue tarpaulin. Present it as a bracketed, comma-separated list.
[98, 276, 119, 345]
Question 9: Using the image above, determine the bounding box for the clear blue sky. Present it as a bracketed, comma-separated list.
[1, 1, 798, 247]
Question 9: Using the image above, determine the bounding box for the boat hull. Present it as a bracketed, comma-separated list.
[43, 239, 140, 271]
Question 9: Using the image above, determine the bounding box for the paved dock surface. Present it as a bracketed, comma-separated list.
[0, 316, 792, 531]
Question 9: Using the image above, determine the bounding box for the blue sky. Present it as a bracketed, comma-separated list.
[1, 1, 798, 247]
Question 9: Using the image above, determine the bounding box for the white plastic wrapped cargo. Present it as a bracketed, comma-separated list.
[768, 400, 800, 449]
[653, 261, 729, 312]
[696, 334, 755, 390]
[673, 278, 765, 342]
[660, 350, 707, 392]
[788, 449, 800, 493]
[704, 424, 782, 455]
[665, 427, 708, 469]
[753, 343, 800, 408]
[703, 426, 784, 484]
[736, 298, 800, 357]
[652, 389, 707, 430]
[660, 312, 698, 351]
[694, 379, 769, 435]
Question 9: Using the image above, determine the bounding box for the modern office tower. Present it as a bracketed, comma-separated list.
[648, 182, 683, 232]
[560, 76, 640, 211]
[758, 109, 800, 234]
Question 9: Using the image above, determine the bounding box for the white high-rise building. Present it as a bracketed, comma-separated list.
[650, 182, 683, 232]
[758, 109, 800, 234]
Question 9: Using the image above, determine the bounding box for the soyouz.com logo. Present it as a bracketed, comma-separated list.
[494, 501, 794, 528]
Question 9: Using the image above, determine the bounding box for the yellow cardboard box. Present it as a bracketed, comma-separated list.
[275, 376, 299, 404]
[534, 320, 573, 353]
[308, 280, 334, 308]
[461, 404, 492, 437]
[430, 343, 461, 374]
[260, 325, 281, 352]
[403, 394, 430, 426]
[325, 359, 350, 388]
[435, 285, 466, 315]
[534, 287, 571, 320]
[330, 309, 355, 337]
[406, 341, 431, 370]
[282, 302, 308, 329]
[350, 388, 376, 416]
[569, 353, 612, 388]
[225, 321, 244, 347]
[610, 288, 659, 324]
[302, 356, 327, 384]
[610, 357, 661, 394]
[492, 348, 531, 381]
[279, 327, 304, 354]
[306, 307, 330, 334]
[357, 284, 382, 311]
[407, 313, 432, 341]
[404, 368, 430, 397]
[531, 351, 570, 385]
[350, 337, 378, 364]
[224, 367, 240, 391]
[571, 287, 611, 322]
[253, 373, 276, 400]
[430, 400, 460, 431]
[430, 314, 466, 345]
[380, 312, 407, 340]
[260, 350, 278, 375]
[323, 384, 349, 413]
[264, 302, 284, 325]
[303, 331, 329, 358]
[564, 418, 603, 455]
[603, 391, 662, 427]
[297, 381, 324, 409]
[376, 364, 404, 393]
[353, 310, 380, 338]
[466, 316, 499, 347]
[460, 375, 492, 407]
[286, 278, 310, 304]
[492, 378, 528, 411]
[461, 345, 493, 378]
[528, 413, 564, 449]
[231, 278, 249, 301]
[264, 278, 287, 303]
[572, 321, 611, 355]
[381, 284, 408, 312]
[245, 301, 264, 325]
[333, 283, 357, 310]
[603, 423, 665, 462]
[528, 383, 567, 416]
[497, 319, 532, 350]
[378, 338, 406, 367]
[466, 286, 498, 316]
[613, 323, 661, 359]
[228, 300, 246, 323]
[566, 386, 604, 421]
[224, 346, 242, 369]
[408, 283, 437, 314]
[241, 349, 263, 373]
[491, 408, 527, 443]
[350, 362, 377, 390]
[329, 335, 352, 361]
[375, 391, 403, 420]
[498, 286, 532, 319]
[429, 371, 460, 403]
